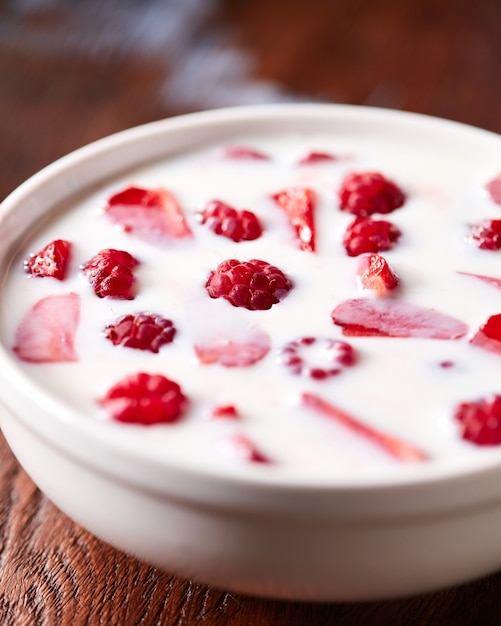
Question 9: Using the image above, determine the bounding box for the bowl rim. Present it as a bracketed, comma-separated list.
[2, 102, 501, 505]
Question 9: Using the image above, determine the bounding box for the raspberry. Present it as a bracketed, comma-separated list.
[205, 259, 293, 310]
[82, 249, 139, 299]
[100, 372, 187, 425]
[468, 219, 501, 250]
[104, 312, 176, 353]
[25, 239, 72, 280]
[277, 337, 356, 380]
[356, 253, 399, 295]
[343, 217, 401, 257]
[199, 200, 263, 242]
[454, 396, 501, 445]
[338, 172, 406, 217]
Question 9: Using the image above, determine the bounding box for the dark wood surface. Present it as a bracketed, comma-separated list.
[1, 1, 501, 623]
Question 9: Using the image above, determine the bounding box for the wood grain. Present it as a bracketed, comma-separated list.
[1, 0, 501, 623]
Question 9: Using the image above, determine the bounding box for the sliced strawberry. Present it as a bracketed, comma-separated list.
[470, 314, 501, 354]
[13, 293, 80, 363]
[194, 328, 271, 367]
[486, 174, 501, 206]
[331, 298, 468, 339]
[458, 271, 501, 289]
[271, 187, 316, 252]
[301, 392, 428, 461]
[219, 146, 271, 161]
[356, 254, 399, 295]
[105, 186, 192, 242]
[297, 151, 337, 165]
[25, 239, 72, 280]
[222, 433, 271, 463]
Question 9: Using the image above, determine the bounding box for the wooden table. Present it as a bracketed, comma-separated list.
[1, 1, 501, 623]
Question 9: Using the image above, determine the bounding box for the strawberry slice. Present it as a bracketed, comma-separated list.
[25, 239, 72, 280]
[271, 187, 316, 252]
[470, 314, 501, 354]
[458, 271, 501, 289]
[297, 151, 337, 165]
[331, 298, 468, 339]
[219, 146, 270, 161]
[221, 433, 271, 463]
[486, 174, 501, 206]
[356, 254, 399, 295]
[194, 328, 271, 367]
[301, 392, 428, 461]
[105, 186, 192, 242]
[13, 293, 80, 363]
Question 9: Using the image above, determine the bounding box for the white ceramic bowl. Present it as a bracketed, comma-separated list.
[1, 104, 501, 601]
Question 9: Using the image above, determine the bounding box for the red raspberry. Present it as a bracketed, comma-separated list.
[205, 259, 293, 310]
[82, 249, 139, 299]
[338, 172, 406, 217]
[468, 219, 501, 250]
[100, 372, 187, 425]
[277, 337, 356, 380]
[343, 217, 401, 257]
[104, 313, 176, 353]
[199, 200, 263, 242]
[454, 396, 501, 446]
[25, 239, 72, 280]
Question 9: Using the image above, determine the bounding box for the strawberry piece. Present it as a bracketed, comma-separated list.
[277, 337, 356, 380]
[457, 271, 501, 289]
[343, 216, 401, 257]
[82, 249, 139, 299]
[301, 392, 428, 461]
[297, 151, 337, 165]
[199, 200, 263, 242]
[100, 372, 187, 425]
[104, 312, 176, 353]
[13, 293, 80, 363]
[194, 328, 271, 367]
[105, 186, 192, 242]
[486, 174, 501, 206]
[222, 433, 271, 463]
[338, 171, 406, 217]
[454, 395, 501, 445]
[211, 405, 240, 419]
[331, 298, 468, 339]
[25, 239, 72, 280]
[271, 187, 316, 252]
[467, 219, 501, 250]
[219, 146, 270, 161]
[356, 253, 399, 295]
[470, 314, 501, 354]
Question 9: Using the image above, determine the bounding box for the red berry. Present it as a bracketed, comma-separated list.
[343, 216, 401, 257]
[468, 219, 501, 250]
[338, 171, 406, 217]
[277, 337, 356, 380]
[82, 249, 139, 299]
[297, 151, 337, 165]
[219, 146, 270, 161]
[271, 187, 316, 252]
[454, 396, 501, 446]
[104, 312, 176, 353]
[486, 174, 501, 206]
[13, 293, 80, 363]
[100, 372, 187, 425]
[105, 185, 192, 242]
[356, 253, 399, 295]
[205, 259, 293, 310]
[194, 328, 271, 367]
[211, 405, 240, 419]
[332, 298, 468, 339]
[199, 200, 263, 242]
[470, 314, 501, 354]
[301, 392, 428, 461]
[25, 239, 72, 280]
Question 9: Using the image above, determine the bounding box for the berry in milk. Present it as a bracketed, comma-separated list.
[6, 132, 501, 477]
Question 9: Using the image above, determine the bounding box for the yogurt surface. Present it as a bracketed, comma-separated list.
[3, 121, 501, 481]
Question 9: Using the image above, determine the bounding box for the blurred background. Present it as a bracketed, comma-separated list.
[1, 0, 500, 201]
